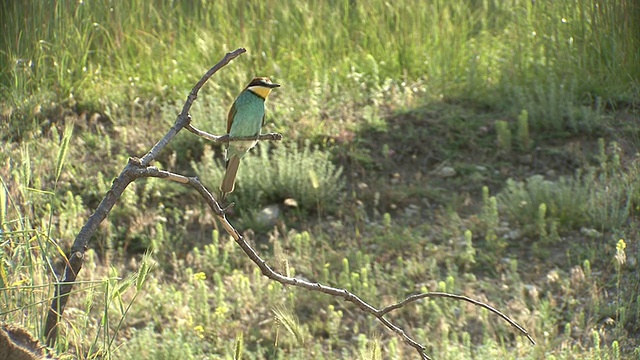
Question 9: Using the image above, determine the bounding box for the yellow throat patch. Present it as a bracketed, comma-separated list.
[248, 86, 273, 99]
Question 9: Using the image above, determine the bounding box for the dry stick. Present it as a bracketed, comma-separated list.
[185, 123, 283, 143]
[379, 292, 536, 345]
[44, 48, 248, 346]
[136, 164, 534, 359]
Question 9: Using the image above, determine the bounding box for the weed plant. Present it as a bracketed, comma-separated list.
[193, 141, 345, 218]
[497, 140, 640, 237]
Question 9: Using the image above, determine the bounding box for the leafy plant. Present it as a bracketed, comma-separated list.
[194, 141, 345, 220]
[498, 148, 640, 236]
[498, 175, 588, 236]
[516, 109, 531, 152]
[495, 120, 512, 154]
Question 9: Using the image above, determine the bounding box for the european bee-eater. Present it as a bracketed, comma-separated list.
[219, 77, 280, 201]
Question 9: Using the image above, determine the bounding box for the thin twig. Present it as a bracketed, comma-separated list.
[378, 292, 536, 345]
[185, 123, 283, 143]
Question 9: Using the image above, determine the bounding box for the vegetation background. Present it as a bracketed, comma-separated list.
[1, 0, 639, 358]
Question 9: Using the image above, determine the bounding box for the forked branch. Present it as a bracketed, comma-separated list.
[44, 48, 250, 344]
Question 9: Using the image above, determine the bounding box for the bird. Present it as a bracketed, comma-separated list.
[219, 77, 280, 202]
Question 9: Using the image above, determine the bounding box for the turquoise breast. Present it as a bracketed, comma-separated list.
[226, 90, 266, 159]
[229, 91, 265, 138]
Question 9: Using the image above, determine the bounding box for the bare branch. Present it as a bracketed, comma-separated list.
[378, 292, 536, 345]
[185, 123, 283, 143]
[137, 165, 536, 359]
[44, 48, 246, 345]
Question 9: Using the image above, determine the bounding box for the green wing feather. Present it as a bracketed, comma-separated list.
[227, 101, 237, 134]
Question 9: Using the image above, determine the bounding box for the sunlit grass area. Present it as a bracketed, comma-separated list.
[1, 0, 639, 359]
[2, 0, 638, 138]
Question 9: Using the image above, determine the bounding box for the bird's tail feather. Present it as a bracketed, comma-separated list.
[220, 156, 241, 201]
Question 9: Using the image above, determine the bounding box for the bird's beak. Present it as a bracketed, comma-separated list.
[267, 82, 281, 88]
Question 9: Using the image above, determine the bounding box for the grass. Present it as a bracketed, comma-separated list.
[2, 0, 638, 139]
[1, 0, 640, 359]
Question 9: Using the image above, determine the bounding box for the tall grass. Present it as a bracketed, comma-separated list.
[1, 0, 638, 137]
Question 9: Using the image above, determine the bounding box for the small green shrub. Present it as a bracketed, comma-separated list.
[498, 150, 640, 236]
[516, 109, 530, 152]
[456, 229, 476, 269]
[495, 120, 512, 154]
[479, 187, 499, 239]
[498, 175, 588, 236]
[194, 141, 345, 220]
[508, 75, 605, 135]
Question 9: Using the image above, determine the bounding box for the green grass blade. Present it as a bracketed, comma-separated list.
[55, 121, 74, 185]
